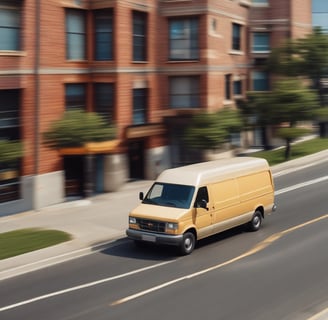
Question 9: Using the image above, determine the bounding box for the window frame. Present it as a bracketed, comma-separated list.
[225, 74, 232, 100]
[133, 11, 147, 62]
[252, 32, 270, 53]
[169, 17, 199, 61]
[252, 0, 269, 4]
[94, 9, 113, 61]
[252, 71, 270, 91]
[133, 88, 148, 125]
[66, 9, 87, 61]
[0, 1, 21, 51]
[233, 80, 243, 96]
[169, 76, 200, 109]
[0, 88, 21, 203]
[93, 83, 114, 122]
[232, 23, 242, 51]
[65, 83, 87, 110]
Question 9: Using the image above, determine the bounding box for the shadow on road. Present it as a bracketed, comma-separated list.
[98, 225, 247, 261]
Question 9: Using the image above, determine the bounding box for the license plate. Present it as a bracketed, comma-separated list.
[142, 234, 156, 242]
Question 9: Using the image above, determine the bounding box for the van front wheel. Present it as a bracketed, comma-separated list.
[179, 232, 195, 255]
[248, 210, 262, 232]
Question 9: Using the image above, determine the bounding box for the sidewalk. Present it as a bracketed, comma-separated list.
[1, 149, 328, 280]
[0, 180, 153, 280]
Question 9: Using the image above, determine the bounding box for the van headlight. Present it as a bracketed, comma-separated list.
[166, 222, 178, 230]
[129, 217, 137, 224]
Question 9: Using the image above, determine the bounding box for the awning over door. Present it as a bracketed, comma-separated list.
[58, 140, 121, 155]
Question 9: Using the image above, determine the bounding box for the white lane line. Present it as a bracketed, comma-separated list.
[0, 260, 175, 312]
[111, 214, 328, 306]
[307, 307, 328, 320]
[275, 176, 328, 195]
[2, 176, 328, 312]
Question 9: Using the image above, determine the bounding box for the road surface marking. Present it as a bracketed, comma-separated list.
[1, 176, 328, 312]
[111, 213, 328, 306]
[275, 176, 328, 195]
[307, 307, 328, 320]
[0, 260, 175, 312]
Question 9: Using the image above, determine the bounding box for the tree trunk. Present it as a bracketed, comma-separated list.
[285, 138, 291, 160]
[319, 122, 328, 138]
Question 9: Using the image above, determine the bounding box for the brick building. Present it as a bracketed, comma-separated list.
[0, 0, 312, 214]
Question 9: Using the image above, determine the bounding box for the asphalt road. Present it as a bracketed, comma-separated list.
[1, 161, 328, 320]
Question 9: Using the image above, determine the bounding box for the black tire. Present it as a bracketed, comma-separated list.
[179, 232, 196, 255]
[248, 210, 262, 232]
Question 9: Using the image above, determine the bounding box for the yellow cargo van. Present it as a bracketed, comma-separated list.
[126, 157, 276, 255]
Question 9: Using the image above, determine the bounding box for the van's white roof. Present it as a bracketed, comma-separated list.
[156, 157, 269, 187]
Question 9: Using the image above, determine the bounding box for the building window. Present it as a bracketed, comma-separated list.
[225, 74, 231, 100]
[169, 76, 200, 108]
[169, 17, 199, 60]
[66, 9, 86, 60]
[252, 71, 269, 91]
[252, 33, 270, 52]
[94, 83, 114, 122]
[0, 89, 20, 140]
[232, 23, 241, 51]
[94, 9, 113, 61]
[0, 89, 21, 203]
[133, 88, 147, 125]
[233, 80, 242, 96]
[65, 84, 86, 110]
[252, 0, 269, 4]
[133, 11, 147, 61]
[0, 1, 21, 51]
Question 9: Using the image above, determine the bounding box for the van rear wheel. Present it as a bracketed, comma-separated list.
[179, 232, 195, 255]
[248, 210, 262, 231]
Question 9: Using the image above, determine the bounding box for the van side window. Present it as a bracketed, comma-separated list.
[195, 186, 209, 207]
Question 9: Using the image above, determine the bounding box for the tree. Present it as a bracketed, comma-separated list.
[267, 28, 328, 136]
[240, 91, 274, 149]
[184, 108, 242, 151]
[0, 140, 23, 167]
[276, 127, 311, 160]
[43, 110, 116, 149]
[247, 79, 319, 159]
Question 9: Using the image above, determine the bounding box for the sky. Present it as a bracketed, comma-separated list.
[312, 0, 328, 31]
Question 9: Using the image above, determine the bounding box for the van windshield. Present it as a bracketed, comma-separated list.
[142, 183, 195, 209]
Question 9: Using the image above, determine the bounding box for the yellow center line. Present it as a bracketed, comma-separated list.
[111, 213, 328, 306]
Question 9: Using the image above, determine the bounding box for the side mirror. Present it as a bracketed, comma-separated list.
[200, 199, 208, 210]
[196, 199, 208, 210]
[139, 192, 144, 201]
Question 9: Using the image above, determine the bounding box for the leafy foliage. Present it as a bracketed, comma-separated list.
[267, 28, 328, 106]
[266, 79, 318, 125]
[315, 107, 328, 121]
[43, 110, 116, 149]
[184, 108, 242, 150]
[276, 127, 311, 141]
[244, 79, 318, 159]
[246, 79, 318, 127]
[0, 140, 23, 165]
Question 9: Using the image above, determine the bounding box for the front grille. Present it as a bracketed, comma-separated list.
[136, 218, 165, 233]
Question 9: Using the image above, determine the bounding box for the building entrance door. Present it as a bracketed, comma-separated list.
[128, 140, 144, 180]
[63, 156, 85, 197]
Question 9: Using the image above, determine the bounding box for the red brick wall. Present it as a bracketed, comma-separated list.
[0, 0, 312, 179]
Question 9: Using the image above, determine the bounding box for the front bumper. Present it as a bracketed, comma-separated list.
[126, 228, 183, 246]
